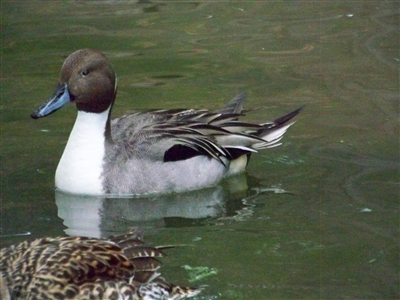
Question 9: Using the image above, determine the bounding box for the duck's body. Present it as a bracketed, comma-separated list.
[0, 232, 202, 300]
[32, 49, 302, 195]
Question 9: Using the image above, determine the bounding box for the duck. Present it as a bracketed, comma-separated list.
[0, 231, 202, 300]
[31, 49, 303, 195]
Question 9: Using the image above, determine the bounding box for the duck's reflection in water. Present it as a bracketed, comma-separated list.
[56, 174, 251, 238]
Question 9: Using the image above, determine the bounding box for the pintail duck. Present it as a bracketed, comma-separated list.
[31, 49, 302, 195]
[0, 231, 202, 300]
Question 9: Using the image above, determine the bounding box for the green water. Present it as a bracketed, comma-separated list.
[1, 1, 399, 299]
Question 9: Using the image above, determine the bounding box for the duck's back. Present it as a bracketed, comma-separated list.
[103, 93, 301, 195]
[105, 109, 231, 195]
[1, 232, 202, 300]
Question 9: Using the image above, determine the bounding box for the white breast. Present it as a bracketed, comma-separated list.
[55, 108, 110, 195]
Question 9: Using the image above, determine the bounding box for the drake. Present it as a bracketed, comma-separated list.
[0, 231, 202, 300]
[31, 49, 302, 195]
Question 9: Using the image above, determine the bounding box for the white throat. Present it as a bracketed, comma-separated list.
[55, 107, 110, 194]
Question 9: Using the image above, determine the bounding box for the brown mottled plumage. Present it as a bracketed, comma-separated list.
[0, 232, 202, 300]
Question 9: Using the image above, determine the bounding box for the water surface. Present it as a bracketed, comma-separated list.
[1, 1, 399, 299]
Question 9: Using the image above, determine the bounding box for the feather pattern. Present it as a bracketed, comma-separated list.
[110, 95, 303, 163]
[0, 232, 202, 300]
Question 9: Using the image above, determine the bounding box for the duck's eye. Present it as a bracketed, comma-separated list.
[81, 70, 90, 76]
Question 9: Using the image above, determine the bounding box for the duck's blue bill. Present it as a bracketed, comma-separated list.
[31, 83, 70, 119]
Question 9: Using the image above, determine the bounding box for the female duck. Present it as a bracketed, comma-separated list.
[31, 49, 302, 195]
[0, 231, 201, 299]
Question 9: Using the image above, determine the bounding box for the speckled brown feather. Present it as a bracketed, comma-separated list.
[0, 232, 202, 300]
